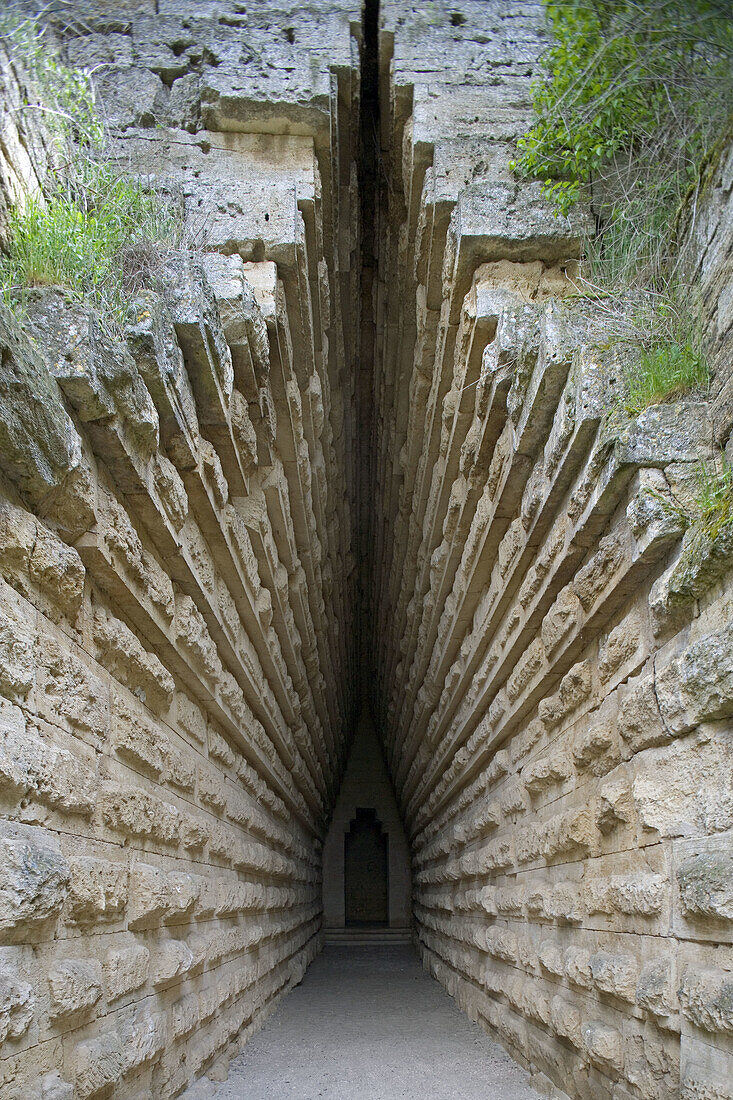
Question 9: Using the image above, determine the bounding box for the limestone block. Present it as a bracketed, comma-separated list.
[538, 661, 593, 731]
[103, 941, 150, 1002]
[231, 389, 258, 469]
[119, 1008, 167, 1072]
[65, 856, 128, 924]
[523, 748, 572, 797]
[199, 439, 229, 508]
[209, 724, 235, 769]
[539, 941, 565, 977]
[178, 693, 207, 745]
[101, 782, 181, 844]
[198, 767, 227, 815]
[161, 253, 234, 413]
[171, 992, 199, 1040]
[164, 872, 200, 923]
[614, 400, 712, 467]
[65, 32, 133, 70]
[0, 963, 34, 1043]
[0, 602, 35, 702]
[588, 950, 639, 1002]
[550, 995, 582, 1048]
[573, 717, 621, 778]
[0, 714, 93, 814]
[682, 1061, 733, 1100]
[0, 704, 35, 798]
[656, 624, 733, 734]
[37, 638, 108, 740]
[48, 959, 102, 1019]
[485, 926, 518, 964]
[99, 489, 174, 621]
[548, 882, 583, 924]
[25, 290, 159, 456]
[0, 498, 84, 622]
[677, 850, 733, 923]
[152, 452, 189, 532]
[112, 694, 168, 779]
[678, 967, 733, 1033]
[515, 824, 542, 865]
[564, 948, 593, 989]
[652, 525, 733, 637]
[543, 807, 596, 859]
[31, 733, 97, 818]
[617, 673, 669, 757]
[181, 813, 209, 852]
[631, 732, 733, 837]
[0, 303, 91, 518]
[73, 1031, 124, 1099]
[541, 586, 582, 657]
[128, 863, 174, 928]
[96, 66, 169, 129]
[598, 611, 642, 684]
[166, 745, 196, 793]
[0, 823, 70, 943]
[626, 466, 688, 557]
[499, 780, 528, 817]
[151, 940, 194, 987]
[623, 1020, 680, 1099]
[581, 1019, 623, 1073]
[636, 958, 677, 1019]
[587, 873, 665, 917]
[168, 73, 201, 132]
[174, 593, 222, 683]
[94, 608, 174, 714]
[40, 1072, 74, 1100]
[574, 530, 628, 612]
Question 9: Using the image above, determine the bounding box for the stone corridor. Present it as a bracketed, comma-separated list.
[197, 945, 542, 1100]
[0, 1, 731, 1099]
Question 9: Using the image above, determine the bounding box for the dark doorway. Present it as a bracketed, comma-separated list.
[344, 808, 388, 926]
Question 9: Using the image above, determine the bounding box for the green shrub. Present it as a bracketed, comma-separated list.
[0, 13, 181, 325]
[1, 163, 179, 321]
[511, 0, 733, 288]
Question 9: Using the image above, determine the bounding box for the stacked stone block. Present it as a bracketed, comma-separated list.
[370, 4, 733, 1100]
[0, 2, 361, 1095]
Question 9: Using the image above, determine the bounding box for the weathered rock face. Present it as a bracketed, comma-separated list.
[0, 1, 730, 1099]
[366, 6, 733, 1100]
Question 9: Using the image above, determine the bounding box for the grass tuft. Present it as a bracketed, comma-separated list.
[1, 163, 181, 324]
[691, 457, 733, 541]
[0, 13, 182, 328]
[622, 339, 708, 415]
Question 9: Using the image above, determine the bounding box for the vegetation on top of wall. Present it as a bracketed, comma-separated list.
[510, 0, 733, 290]
[511, 0, 728, 412]
[0, 12, 181, 328]
[622, 340, 707, 415]
[616, 295, 710, 415]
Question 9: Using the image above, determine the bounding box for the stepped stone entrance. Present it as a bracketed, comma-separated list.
[0, 1, 730, 1098]
[344, 808, 388, 926]
[322, 714, 411, 933]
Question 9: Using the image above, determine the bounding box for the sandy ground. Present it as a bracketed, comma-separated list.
[207, 945, 543, 1100]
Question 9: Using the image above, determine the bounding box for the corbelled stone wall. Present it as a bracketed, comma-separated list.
[0, 2, 730, 1099]
[369, 5, 733, 1100]
[0, 3, 361, 1097]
